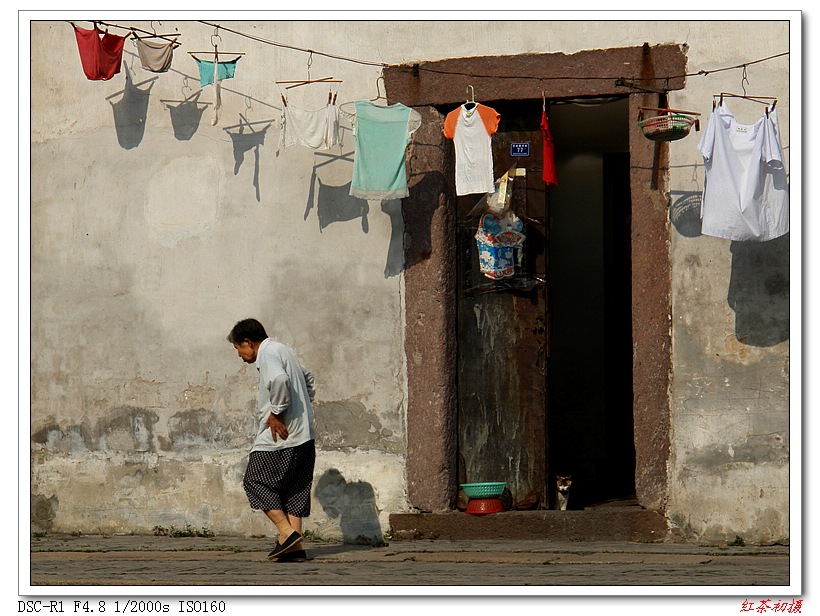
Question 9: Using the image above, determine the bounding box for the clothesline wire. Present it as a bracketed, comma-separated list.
[691, 51, 789, 77]
[373, 51, 789, 83]
[197, 21, 387, 68]
[69, 20, 182, 47]
[196, 21, 788, 85]
[69, 19, 790, 87]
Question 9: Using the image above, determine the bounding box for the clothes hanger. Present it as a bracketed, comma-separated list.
[276, 53, 342, 90]
[338, 71, 390, 116]
[277, 78, 341, 107]
[188, 31, 245, 61]
[713, 92, 777, 108]
[71, 20, 129, 34]
[131, 21, 182, 48]
[276, 53, 342, 107]
[279, 76, 342, 90]
[370, 73, 389, 105]
[712, 67, 777, 114]
[713, 93, 777, 118]
[465, 85, 476, 110]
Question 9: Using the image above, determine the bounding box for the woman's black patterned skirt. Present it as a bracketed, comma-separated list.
[243, 440, 316, 517]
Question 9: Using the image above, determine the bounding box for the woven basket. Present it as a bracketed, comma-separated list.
[638, 112, 696, 142]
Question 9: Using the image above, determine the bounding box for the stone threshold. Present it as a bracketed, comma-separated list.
[388, 508, 669, 542]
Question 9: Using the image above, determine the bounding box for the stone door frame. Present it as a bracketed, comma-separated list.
[386, 43, 686, 512]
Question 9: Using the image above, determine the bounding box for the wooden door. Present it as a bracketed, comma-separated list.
[456, 100, 549, 509]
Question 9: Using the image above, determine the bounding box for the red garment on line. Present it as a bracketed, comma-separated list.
[540, 110, 558, 187]
[73, 25, 126, 81]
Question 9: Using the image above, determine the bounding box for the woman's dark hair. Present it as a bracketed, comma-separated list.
[227, 318, 268, 344]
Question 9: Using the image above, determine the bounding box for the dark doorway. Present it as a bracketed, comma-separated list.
[547, 98, 636, 508]
[394, 45, 681, 513]
[453, 99, 548, 509]
[452, 97, 636, 511]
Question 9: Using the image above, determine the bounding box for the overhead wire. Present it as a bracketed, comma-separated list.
[68, 19, 790, 87]
[68, 20, 183, 46]
[197, 20, 387, 68]
[196, 20, 789, 85]
[691, 51, 789, 77]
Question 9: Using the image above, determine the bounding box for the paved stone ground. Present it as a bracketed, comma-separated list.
[27, 534, 791, 588]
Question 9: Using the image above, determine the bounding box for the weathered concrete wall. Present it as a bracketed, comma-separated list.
[28, 19, 413, 541]
[27, 17, 793, 543]
[663, 24, 792, 544]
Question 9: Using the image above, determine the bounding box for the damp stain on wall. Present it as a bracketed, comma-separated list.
[32, 406, 159, 453]
[314, 399, 401, 453]
[31, 405, 252, 454]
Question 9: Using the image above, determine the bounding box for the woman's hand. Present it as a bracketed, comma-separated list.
[267, 412, 289, 442]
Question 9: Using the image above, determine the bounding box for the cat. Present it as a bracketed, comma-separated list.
[555, 475, 572, 510]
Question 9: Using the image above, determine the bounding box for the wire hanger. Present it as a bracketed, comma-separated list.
[338, 70, 389, 116]
[712, 65, 777, 113]
[276, 52, 342, 107]
[276, 52, 342, 89]
[188, 29, 245, 60]
[131, 21, 182, 48]
[370, 72, 389, 105]
[465, 85, 476, 110]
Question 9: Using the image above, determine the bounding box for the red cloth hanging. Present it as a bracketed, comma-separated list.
[540, 110, 558, 187]
[73, 25, 126, 81]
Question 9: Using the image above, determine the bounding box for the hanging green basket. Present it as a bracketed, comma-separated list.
[638, 112, 696, 142]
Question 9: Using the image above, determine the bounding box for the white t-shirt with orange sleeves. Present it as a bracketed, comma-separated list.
[443, 103, 501, 196]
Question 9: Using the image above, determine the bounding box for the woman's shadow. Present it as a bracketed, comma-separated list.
[314, 468, 384, 545]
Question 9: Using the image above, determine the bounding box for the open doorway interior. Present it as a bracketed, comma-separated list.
[454, 99, 548, 510]
[453, 96, 637, 510]
[547, 97, 637, 508]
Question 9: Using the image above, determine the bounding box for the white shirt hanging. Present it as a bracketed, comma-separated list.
[697, 102, 789, 242]
[443, 103, 501, 196]
[276, 102, 340, 154]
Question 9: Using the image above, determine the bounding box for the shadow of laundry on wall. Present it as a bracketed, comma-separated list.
[728, 233, 790, 347]
[303, 150, 356, 224]
[381, 199, 405, 278]
[225, 114, 274, 203]
[668, 191, 703, 238]
[314, 468, 383, 545]
[403, 169, 448, 270]
[107, 64, 156, 150]
[161, 88, 210, 141]
[315, 179, 369, 233]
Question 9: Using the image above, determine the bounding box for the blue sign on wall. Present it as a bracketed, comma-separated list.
[510, 142, 530, 157]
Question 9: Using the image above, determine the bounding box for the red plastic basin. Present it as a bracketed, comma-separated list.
[466, 497, 504, 515]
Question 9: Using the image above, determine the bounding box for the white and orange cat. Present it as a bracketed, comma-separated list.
[555, 475, 572, 510]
